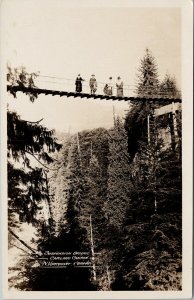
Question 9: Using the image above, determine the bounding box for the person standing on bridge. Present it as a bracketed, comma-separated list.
[75, 74, 85, 93]
[116, 76, 123, 97]
[89, 74, 97, 94]
[104, 77, 113, 96]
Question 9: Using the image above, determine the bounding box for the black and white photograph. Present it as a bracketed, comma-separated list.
[1, 0, 193, 299]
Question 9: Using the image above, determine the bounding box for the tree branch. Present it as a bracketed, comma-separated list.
[25, 151, 59, 171]
[8, 228, 38, 255]
[9, 242, 31, 255]
[25, 118, 44, 124]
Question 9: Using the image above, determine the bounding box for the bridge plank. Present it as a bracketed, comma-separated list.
[7, 85, 182, 103]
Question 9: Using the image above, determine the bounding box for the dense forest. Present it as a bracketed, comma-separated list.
[7, 49, 182, 291]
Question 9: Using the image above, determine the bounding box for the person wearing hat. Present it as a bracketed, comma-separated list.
[116, 76, 123, 97]
[89, 74, 97, 94]
[104, 77, 113, 96]
[75, 74, 85, 93]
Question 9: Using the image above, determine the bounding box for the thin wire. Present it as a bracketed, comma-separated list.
[35, 79, 178, 96]
[9, 73, 180, 98]
[13, 71, 180, 92]
[38, 74, 179, 91]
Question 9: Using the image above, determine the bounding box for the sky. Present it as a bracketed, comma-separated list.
[3, 0, 181, 133]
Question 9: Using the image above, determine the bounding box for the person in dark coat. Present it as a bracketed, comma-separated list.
[75, 74, 84, 92]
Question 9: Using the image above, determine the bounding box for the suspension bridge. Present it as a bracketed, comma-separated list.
[7, 74, 182, 103]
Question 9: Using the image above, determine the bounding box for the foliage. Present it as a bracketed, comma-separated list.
[136, 48, 159, 98]
[47, 135, 73, 235]
[124, 102, 150, 160]
[125, 49, 181, 160]
[8, 65, 182, 291]
[65, 139, 89, 248]
[112, 212, 182, 291]
[8, 162, 47, 224]
[7, 66, 39, 102]
[125, 48, 159, 159]
[7, 110, 62, 225]
[106, 117, 132, 228]
[160, 74, 181, 99]
[110, 124, 182, 290]
[7, 68, 62, 227]
[8, 111, 61, 166]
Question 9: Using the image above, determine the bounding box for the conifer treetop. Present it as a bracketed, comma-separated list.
[136, 48, 159, 98]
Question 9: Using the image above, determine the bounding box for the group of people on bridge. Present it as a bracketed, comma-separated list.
[75, 74, 124, 97]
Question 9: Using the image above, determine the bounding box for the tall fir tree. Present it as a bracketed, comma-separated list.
[106, 117, 131, 229]
[136, 48, 159, 98]
[159, 73, 181, 99]
[7, 67, 62, 229]
[7, 110, 62, 226]
[125, 49, 161, 160]
[47, 136, 74, 236]
[111, 118, 182, 291]
[65, 135, 89, 249]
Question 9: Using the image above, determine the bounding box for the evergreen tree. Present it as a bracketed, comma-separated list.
[136, 48, 159, 98]
[124, 102, 150, 160]
[65, 136, 89, 249]
[7, 66, 39, 102]
[106, 117, 131, 229]
[125, 49, 162, 160]
[47, 136, 74, 236]
[15, 134, 96, 291]
[75, 129, 118, 290]
[160, 73, 181, 99]
[7, 110, 62, 225]
[7, 68, 62, 228]
[111, 119, 182, 291]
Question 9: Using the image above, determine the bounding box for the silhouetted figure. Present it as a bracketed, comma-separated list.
[75, 74, 84, 92]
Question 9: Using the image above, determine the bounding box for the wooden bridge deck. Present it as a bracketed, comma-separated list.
[7, 85, 182, 103]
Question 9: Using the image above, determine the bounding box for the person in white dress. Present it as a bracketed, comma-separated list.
[116, 76, 123, 97]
